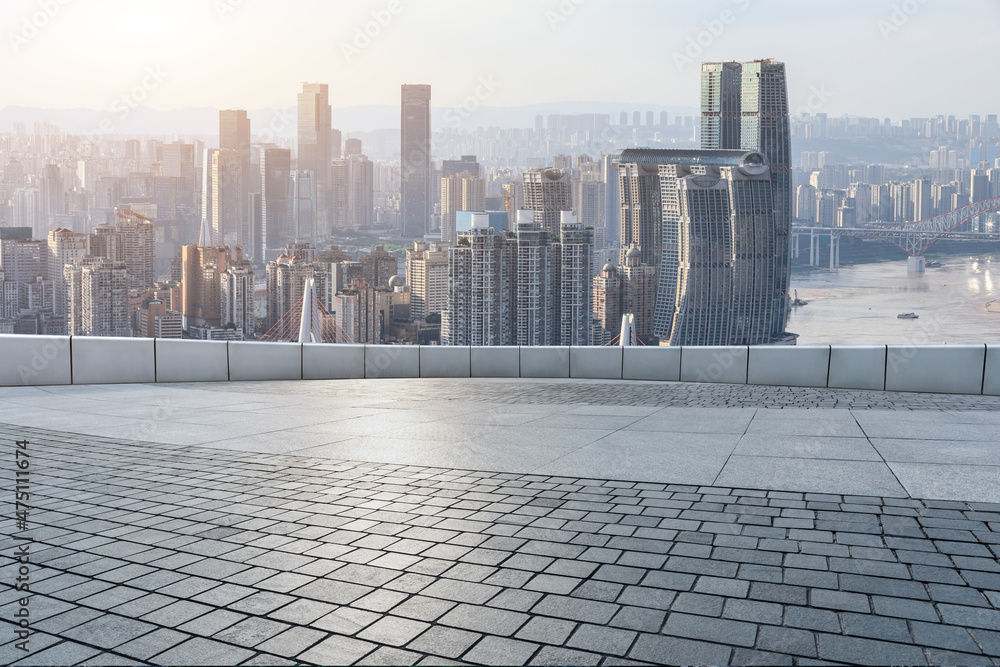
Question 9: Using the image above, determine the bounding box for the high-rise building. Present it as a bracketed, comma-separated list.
[265, 255, 316, 331]
[442, 221, 514, 346]
[115, 209, 155, 295]
[65, 257, 130, 337]
[516, 210, 558, 346]
[522, 168, 573, 236]
[221, 261, 255, 339]
[298, 83, 332, 231]
[138, 299, 182, 339]
[260, 148, 291, 256]
[441, 172, 485, 244]
[47, 228, 87, 316]
[405, 241, 449, 320]
[700, 58, 792, 339]
[360, 246, 398, 289]
[618, 148, 786, 345]
[201, 148, 243, 247]
[401, 84, 432, 238]
[180, 235, 234, 331]
[616, 159, 662, 267]
[291, 171, 316, 242]
[558, 213, 593, 347]
[219, 110, 251, 243]
[13, 188, 41, 238]
[0, 236, 47, 283]
[700, 62, 743, 150]
[592, 262, 622, 345]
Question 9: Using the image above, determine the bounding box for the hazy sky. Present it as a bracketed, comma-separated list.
[2, 0, 998, 118]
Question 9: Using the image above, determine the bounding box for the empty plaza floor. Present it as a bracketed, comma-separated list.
[1, 378, 1000, 665]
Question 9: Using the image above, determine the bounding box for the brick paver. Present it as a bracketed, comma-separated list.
[3, 393, 1000, 665]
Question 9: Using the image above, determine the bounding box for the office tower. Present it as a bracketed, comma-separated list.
[558, 213, 593, 346]
[633, 111, 641, 127]
[0, 236, 47, 283]
[115, 209, 155, 295]
[260, 148, 291, 255]
[219, 110, 251, 240]
[360, 246, 397, 289]
[351, 155, 374, 228]
[201, 148, 243, 247]
[702, 58, 792, 337]
[618, 148, 784, 345]
[700, 62, 742, 150]
[221, 262, 255, 339]
[41, 164, 65, 221]
[619, 111, 628, 126]
[13, 188, 41, 238]
[249, 193, 263, 261]
[65, 257, 130, 337]
[660, 111, 668, 127]
[442, 221, 513, 346]
[522, 168, 572, 236]
[345, 138, 362, 157]
[441, 172, 486, 244]
[180, 241, 231, 332]
[298, 83, 332, 231]
[401, 84, 432, 237]
[646, 111, 655, 128]
[331, 159, 350, 228]
[47, 228, 87, 316]
[291, 171, 316, 242]
[162, 142, 197, 208]
[405, 241, 449, 320]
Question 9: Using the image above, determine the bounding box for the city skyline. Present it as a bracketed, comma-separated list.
[2, 0, 999, 119]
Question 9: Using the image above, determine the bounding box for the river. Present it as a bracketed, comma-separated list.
[787, 255, 1000, 345]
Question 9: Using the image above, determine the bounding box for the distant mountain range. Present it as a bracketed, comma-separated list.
[0, 102, 699, 138]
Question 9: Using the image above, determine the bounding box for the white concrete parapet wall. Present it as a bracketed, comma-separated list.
[365, 345, 419, 379]
[228, 341, 302, 382]
[155, 339, 229, 383]
[885, 344, 986, 395]
[749, 345, 831, 388]
[0, 335, 72, 387]
[471, 347, 520, 378]
[420, 346, 471, 378]
[622, 346, 681, 382]
[303, 343, 365, 380]
[680, 346, 749, 385]
[985, 344, 1000, 397]
[519, 346, 570, 378]
[570, 346, 622, 380]
[828, 345, 887, 391]
[0, 336, 997, 396]
[73, 337, 155, 385]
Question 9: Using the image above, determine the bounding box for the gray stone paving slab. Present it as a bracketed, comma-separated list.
[715, 455, 908, 496]
[4, 379, 1000, 665]
[889, 462, 1000, 503]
